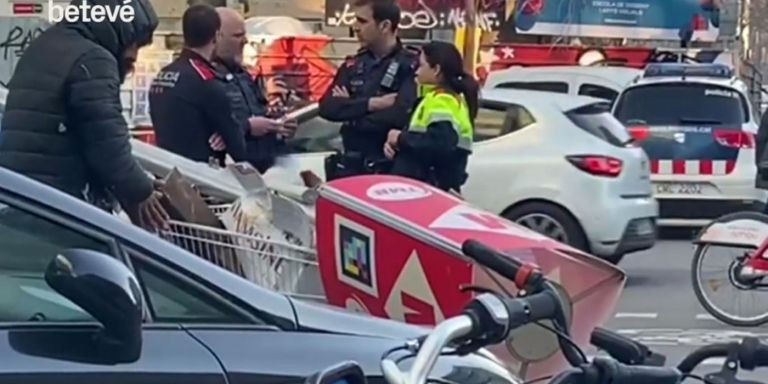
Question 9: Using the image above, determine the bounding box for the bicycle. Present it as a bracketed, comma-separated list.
[691, 211, 768, 326]
[376, 238, 768, 384]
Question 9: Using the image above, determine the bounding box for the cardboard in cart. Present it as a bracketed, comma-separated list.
[159, 167, 222, 228]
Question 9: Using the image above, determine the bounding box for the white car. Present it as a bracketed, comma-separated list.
[274, 89, 658, 263]
[483, 66, 642, 103]
[612, 63, 768, 227]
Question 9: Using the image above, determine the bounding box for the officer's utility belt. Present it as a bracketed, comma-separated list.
[325, 152, 392, 181]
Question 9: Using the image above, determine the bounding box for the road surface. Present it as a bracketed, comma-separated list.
[604, 233, 768, 380]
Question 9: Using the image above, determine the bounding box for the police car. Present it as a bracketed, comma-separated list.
[612, 63, 767, 226]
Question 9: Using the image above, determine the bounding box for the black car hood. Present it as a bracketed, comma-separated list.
[289, 298, 429, 339]
[187, 326, 520, 384]
[287, 298, 520, 383]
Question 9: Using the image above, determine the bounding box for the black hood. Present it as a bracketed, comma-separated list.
[64, 0, 158, 58]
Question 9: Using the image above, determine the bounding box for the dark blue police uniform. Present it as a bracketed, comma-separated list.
[149, 49, 249, 166]
[318, 40, 419, 179]
[213, 58, 286, 173]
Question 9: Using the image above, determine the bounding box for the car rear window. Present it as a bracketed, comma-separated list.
[566, 103, 633, 147]
[495, 81, 569, 93]
[614, 83, 747, 126]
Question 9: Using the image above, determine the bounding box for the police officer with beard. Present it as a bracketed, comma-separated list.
[319, 0, 418, 180]
[206, 7, 297, 173]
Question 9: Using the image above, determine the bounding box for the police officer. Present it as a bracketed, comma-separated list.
[149, 4, 251, 167]
[384, 41, 478, 193]
[207, 7, 296, 173]
[318, 0, 418, 180]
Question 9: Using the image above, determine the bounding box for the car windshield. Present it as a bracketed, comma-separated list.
[614, 83, 746, 126]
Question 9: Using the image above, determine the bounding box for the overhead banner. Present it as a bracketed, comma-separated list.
[514, 0, 721, 41]
[325, 0, 507, 31]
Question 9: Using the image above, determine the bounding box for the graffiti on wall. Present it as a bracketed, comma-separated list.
[0, 17, 50, 88]
[325, 0, 506, 31]
[249, 36, 736, 106]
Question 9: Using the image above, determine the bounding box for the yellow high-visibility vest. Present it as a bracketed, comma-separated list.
[409, 85, 473, 151]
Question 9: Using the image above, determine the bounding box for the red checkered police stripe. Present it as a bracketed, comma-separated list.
[650, 160, 736, 175]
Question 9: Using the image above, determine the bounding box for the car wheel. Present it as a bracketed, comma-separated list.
[503, 202, 589, 252]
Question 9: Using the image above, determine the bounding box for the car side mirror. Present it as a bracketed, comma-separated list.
[305, 361, 367, 384]
[45, 248, 144, 362]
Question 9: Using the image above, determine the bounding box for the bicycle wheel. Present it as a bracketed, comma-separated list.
[691, 242, 768, 327]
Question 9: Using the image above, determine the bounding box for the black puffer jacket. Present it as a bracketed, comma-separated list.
[0, 0, 158, 205]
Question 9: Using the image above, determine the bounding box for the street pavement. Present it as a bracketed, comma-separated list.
[602, 230, 768, 381]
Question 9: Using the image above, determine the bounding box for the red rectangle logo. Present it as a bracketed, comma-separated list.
[13, 3, 43, 14]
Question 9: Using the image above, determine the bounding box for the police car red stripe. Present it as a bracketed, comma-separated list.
[650, 160, 736, 175]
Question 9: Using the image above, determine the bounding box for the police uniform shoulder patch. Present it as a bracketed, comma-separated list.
[189, 59, 215, 81]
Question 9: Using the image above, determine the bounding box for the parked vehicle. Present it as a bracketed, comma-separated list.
[0, 166, 517, 384]
[273, 89, 658, 264]
[482, 66, 642, 103]
[613, 63, 768, 227]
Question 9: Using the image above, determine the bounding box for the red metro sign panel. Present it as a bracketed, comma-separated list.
[315, 175, 626, 380]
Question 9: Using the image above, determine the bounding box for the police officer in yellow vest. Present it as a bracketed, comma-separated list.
[384, 41, 478, 193]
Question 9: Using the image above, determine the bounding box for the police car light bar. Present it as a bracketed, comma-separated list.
[643, 63, 733, 79]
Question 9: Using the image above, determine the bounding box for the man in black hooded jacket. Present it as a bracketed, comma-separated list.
[0, 0, 169, 231]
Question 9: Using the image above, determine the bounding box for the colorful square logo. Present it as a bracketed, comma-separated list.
[334, 215, 377, 297]
[340, 226, 372, 286]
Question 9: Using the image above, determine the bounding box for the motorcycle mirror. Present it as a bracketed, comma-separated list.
[305, 361, 367, 384]
[506, 281, 574, 363]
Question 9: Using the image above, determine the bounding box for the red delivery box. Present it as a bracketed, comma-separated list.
[315, 175, 626, 380]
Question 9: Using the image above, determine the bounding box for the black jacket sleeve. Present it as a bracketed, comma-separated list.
[66, 48, 153, 205]
[203, 82, 250, 162]
[318, 65, 370, 122]
[361, 66, 418, 130]
[397, 120, 459, 162]
[757, 111, 768, 168]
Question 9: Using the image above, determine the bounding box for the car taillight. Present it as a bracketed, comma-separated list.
[713, 129, 754, 149]
[627, 125, 650, 141]
[566, 155, 623, 177]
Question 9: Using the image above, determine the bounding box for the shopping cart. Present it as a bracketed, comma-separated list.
[160, 203, 324, 302]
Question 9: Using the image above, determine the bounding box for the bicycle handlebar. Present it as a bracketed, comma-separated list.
[590, 327, 666, 366]
[549, 358, 681, 384]
[740, 337, 768, 370]
[461, 239, 585, 367]
[381, 290, 562, 384]
[677, 337, 768, 374]
[461, 239, 544, 290]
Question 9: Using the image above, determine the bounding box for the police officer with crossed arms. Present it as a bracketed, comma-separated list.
[319, 0, 418, 180]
